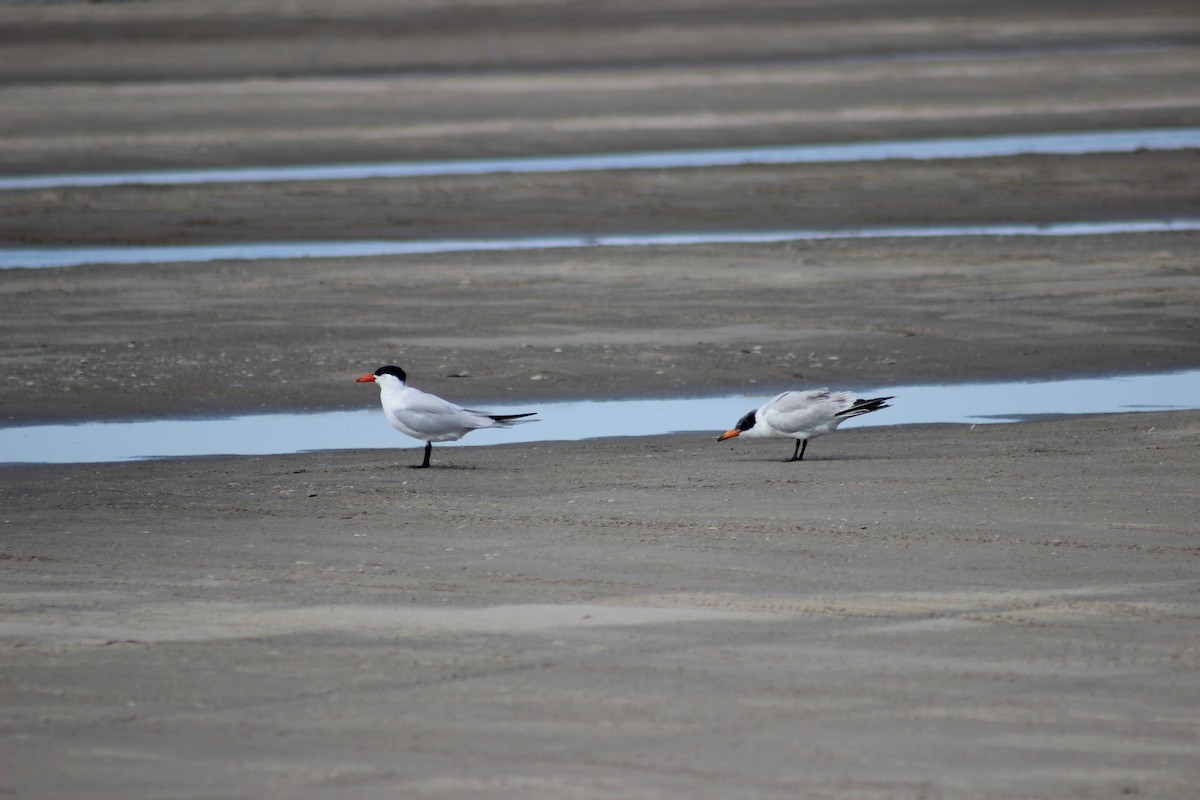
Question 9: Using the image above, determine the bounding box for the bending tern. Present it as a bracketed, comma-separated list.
[717, 390, 893, 462]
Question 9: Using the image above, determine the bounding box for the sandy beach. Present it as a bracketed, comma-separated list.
[2, 2, 1199, 798]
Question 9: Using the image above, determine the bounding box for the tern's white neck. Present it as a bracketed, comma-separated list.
[374, 373, 407, 392]
[740, 414, 774, 438]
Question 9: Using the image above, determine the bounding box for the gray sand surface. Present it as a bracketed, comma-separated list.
[2, 2, 1198, 798]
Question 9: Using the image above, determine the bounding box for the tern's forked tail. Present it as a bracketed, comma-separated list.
[835, 396, 894, 418]
[486, 412, 539, 426]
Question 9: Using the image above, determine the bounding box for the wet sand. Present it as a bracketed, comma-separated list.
[2, 2, 1199, 798]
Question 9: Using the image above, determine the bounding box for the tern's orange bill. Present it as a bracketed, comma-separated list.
[716, 429, 740, 441]
[355, 374, 376, 383]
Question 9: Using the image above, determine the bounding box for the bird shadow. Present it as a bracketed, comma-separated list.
[404, 463, 479, 471]
[735, 454, 877, 463]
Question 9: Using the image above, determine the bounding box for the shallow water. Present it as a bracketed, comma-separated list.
[2, 370, 1196, 465]
[3, 218, 1198, 270]
[2, 127, 1197, 191]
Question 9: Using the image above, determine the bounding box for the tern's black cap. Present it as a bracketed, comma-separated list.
[375, 365, 407, 382]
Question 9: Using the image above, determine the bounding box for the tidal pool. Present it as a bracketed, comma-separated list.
[2, 127, 1196, 191]
[3, 218, 1198, 270]
[2, 370, 1196, 465]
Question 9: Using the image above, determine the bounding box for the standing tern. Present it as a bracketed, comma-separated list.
[356, 365, 537, 468]
[717, 390, 893, 462]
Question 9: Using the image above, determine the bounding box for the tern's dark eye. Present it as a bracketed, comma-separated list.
[735, 410, 756, 432]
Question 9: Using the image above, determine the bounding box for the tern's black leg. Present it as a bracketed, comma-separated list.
[787, 439, 808, 462]
[410, 441, 433, 469]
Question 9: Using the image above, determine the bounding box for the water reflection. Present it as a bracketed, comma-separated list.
[2, 371, 1197, 465]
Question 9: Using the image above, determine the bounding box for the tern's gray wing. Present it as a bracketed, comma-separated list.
[391, 390, 493, 439]
[761, 389, 855, 434]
